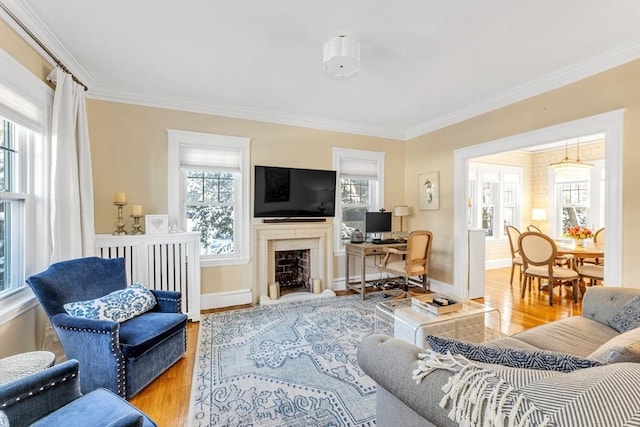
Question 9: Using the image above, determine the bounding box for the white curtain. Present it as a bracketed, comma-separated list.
[49, 67, 95, 262]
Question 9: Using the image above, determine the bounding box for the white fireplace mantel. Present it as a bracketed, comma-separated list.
[253, 222, 334, 301]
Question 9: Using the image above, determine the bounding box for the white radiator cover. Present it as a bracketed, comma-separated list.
[95, 232, 201, 321]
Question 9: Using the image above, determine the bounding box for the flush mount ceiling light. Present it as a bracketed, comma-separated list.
[323, 35, 360, 77]
[549, 140, 593, 180]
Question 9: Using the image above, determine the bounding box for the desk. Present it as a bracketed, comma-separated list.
[0, 351, 55, 384]
[345, 242, 407, 300]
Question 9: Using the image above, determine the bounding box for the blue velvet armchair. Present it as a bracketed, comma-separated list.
[0, 359, 156, 426]
[26, 257, 188, 398]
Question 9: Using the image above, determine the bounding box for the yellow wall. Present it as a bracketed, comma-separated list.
[405, 59, 640, 285]
[87, 100, 406, 295]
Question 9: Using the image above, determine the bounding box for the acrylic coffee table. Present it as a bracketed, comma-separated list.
[375, 297, 502, 348]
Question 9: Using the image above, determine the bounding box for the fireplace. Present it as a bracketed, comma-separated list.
[253, 222, 333, 301]
[275, 249, 311, 294]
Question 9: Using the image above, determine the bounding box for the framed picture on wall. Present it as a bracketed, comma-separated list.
[419, 171, 439, 210]
[145, 214, 169, 234]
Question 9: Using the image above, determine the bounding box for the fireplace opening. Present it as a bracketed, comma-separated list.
[275, 249, 311, 295]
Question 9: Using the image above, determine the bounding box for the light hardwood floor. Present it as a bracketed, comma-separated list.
[130, 267, 585, 426]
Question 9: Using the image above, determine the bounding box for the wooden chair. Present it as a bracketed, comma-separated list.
[526, 224, 542, 232]
[379, 230, 433, 299]
[518, 231, 580, 306]
[580, 227, 605, 266]
[527, 224, 572, 268]
[505, 225, 523, 286]
[578, 263, 604, 286]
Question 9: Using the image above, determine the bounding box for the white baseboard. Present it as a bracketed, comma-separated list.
[486, 258, 512, 270]
[201, 289, 253, 310]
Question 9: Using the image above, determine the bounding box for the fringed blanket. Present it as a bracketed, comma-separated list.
[412, 350, 552, 427]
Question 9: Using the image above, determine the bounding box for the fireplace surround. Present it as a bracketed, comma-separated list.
[253, 222, 333, 301]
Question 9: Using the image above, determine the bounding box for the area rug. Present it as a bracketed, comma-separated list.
[188, 293, 389, 426]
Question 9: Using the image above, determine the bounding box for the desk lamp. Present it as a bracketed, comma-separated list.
[394, 205, 410, 235]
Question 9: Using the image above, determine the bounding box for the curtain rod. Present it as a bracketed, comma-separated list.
[0, 2, 88, 91]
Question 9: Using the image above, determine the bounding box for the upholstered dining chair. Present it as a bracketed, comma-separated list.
[580, 227, 605, 266]
[505, 225, 523, 286]
[578, 264, 604, 287]
[518, 231, 580, 306]
[378, 230, 433, 299]
[26, 257, 188, 399]
[526, 224, 572, 268]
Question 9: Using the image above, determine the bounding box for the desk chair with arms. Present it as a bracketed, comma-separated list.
[378, 230, 433, 299]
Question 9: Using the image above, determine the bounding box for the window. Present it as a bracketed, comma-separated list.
[0, 49, 52, 324]
[168, 130, 250, 266]
[550, 160, 604, 236]
[333, 148, 385, 253]
[468, 163, 523, 239]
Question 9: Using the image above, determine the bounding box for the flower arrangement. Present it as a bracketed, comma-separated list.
[565, 225, 593, 240]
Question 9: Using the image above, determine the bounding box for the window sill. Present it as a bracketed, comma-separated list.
[0, 287, 39, 326]
[200, 256, 251, 268]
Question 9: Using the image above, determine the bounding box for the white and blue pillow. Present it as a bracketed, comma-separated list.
[608, 295, 640, 333]
[64, 282, 157, 323]
[426, 335, 601, 372]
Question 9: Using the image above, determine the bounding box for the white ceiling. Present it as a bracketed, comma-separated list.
[3, 0, 640, 140]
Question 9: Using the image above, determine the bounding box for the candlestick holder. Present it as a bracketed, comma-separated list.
[113, 202, 128, 235]
[130, 214, 144, 235]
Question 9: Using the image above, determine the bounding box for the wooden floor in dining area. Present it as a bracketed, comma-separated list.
[129, 266, 585, 427]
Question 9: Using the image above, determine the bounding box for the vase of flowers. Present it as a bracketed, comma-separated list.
[565, 225, 593, 246]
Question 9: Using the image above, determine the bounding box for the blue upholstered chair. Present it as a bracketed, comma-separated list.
[0, 359, 156, 426]
[26, 257, 188, 398]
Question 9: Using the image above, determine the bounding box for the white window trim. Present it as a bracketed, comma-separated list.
[468, 162, 523, 240]
[168, 129, 251, 266]
[332, 147, 386, 256]
[0, 49, 53, 325]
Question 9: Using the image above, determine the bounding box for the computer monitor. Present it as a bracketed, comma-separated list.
[365, 211, 392, 234]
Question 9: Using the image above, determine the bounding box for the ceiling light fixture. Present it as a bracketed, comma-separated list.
[323, 35, 360, 77]
[549, 140, 593, 180]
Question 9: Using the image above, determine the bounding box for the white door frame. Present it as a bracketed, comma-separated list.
[453, 109, 624, 298]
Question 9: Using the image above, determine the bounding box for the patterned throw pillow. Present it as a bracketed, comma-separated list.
[588, 325, 640, 363]
[608, 295, 640, 333]
[426, 335, 602, 372]
[64, 282, 157, 323]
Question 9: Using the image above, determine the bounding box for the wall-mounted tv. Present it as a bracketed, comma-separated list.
[254, 165, 337, 218]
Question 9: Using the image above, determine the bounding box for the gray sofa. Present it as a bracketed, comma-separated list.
[358, 287, 640, 427]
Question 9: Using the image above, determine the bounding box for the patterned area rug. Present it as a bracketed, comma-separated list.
[188, 293, 388, 426]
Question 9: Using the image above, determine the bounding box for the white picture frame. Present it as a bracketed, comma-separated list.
[419, 171, 439, 210]
[145, 214, 169, 234]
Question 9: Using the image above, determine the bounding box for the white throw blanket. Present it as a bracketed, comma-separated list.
[412, 350, 552, 427]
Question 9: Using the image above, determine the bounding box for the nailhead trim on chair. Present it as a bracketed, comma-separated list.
[1, 373, 77, 408]
[56, 325, 127, 397]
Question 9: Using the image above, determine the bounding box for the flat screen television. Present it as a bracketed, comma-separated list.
[365, 212, 392, 233]
[254, 165, 337, 218]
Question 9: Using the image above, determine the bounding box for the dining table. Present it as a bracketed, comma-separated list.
[555, 239, 605, 267]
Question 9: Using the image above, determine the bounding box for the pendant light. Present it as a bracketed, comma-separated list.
[549, 140, 593, 179]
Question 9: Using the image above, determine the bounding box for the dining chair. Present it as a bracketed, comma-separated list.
[518, 231, 580, 306]
[577, 264, 604, 286]
[505, 225, 523, 286]
[581, 227, 605, 266]
[526, 224, 572, 268]
[378, 230, 432, 299]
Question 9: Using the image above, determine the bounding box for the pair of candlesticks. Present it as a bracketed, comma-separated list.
[113, 201, 144, 235]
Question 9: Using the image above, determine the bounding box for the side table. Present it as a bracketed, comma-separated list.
[0, 351, 55, 385]
[375, 298, 502, 348]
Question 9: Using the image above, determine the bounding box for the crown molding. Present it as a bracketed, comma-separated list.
[0, 0, 95, 87]
[404, 38, 640, 140]
[88, 89, 406, 140]
[3, 0, 639, 142]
